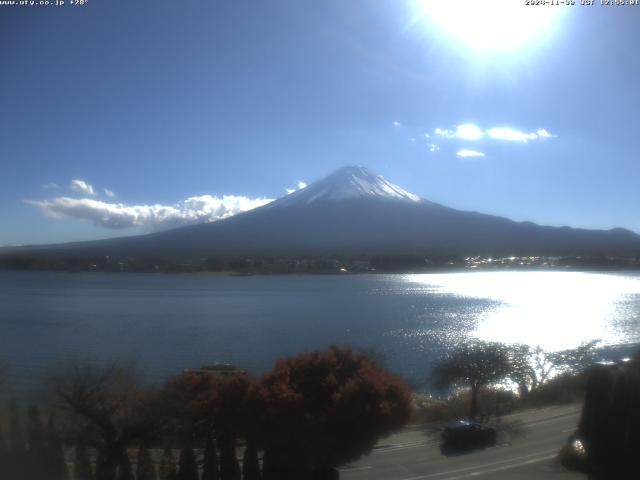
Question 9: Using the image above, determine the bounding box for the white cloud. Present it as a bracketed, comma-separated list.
[434, 127, 454, 138]
[486, 127, 535, 142]
[42, 182, 59, 190]
[104, 188, 115, 198]
[427, 143, 440, 152]
[455, 123, 484, 140]
[70, 179, 96, 196]
[393, 120, 402, 127]
[286, 181, 308, 195]
[435, 124, 483, 140]
[486, 127, 556, 142]
[535, 128, 555, 138]
[28, 194, 273, 231]
[424, 133, 431, 139]
[457, 149, 485, 158]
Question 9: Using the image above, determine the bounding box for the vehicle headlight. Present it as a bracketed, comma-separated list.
[572, 439, 586, 457]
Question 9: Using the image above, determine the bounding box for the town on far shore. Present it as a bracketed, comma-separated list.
[2, 252, 639, 274]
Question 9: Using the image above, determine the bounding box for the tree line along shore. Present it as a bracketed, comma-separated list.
[1, 340, 629, 480]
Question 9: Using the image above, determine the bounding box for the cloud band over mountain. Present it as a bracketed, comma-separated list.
[28, 194, 274, 231]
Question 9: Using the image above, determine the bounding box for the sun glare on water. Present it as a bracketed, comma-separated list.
[404, 272, 640, 351]
[411, 0, 566, 53]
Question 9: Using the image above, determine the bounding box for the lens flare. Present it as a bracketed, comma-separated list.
[411, 0, 566, 53]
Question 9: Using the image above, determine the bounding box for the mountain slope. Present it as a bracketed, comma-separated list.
[4, 166, 640, 259]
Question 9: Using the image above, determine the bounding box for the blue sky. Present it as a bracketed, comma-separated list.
[1, 0, 639, 245]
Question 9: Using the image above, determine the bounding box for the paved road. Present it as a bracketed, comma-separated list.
[340, 404, 585, 480]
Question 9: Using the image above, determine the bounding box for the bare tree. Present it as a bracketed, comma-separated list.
[554, 340, 600, 372]
[508, 344, 554, 397]
[507, 340, 600, 397]
[432, 341, 511, 419]
[48, 362, 160, 480]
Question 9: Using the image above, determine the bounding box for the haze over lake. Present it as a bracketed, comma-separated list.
[1, 270, 639, 394]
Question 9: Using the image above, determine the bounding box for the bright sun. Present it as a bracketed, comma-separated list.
[412, 0, 566, 53]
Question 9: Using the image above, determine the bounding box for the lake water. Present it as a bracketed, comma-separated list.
[1, 270, 639, 395]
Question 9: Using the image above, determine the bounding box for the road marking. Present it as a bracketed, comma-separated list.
[341, 465, 373, 472]
[517, 411, 580, 428]
[376, 440, 429, 450]
[398, 448, 558, 480]
[374, 441, 430, 453]
[444, 454, 556, 479]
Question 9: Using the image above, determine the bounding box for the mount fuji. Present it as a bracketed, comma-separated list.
[4, 166, 640, 260]
[274, 166, 421, 206]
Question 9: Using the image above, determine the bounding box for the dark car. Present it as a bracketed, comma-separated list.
[440, 419, 497, 453]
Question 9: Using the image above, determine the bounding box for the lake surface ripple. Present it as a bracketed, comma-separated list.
[1, 270, 639, 394]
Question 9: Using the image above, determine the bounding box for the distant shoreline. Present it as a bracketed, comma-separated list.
[2, 264, 640, 277]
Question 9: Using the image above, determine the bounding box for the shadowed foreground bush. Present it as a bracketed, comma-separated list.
[522, 371, 588, 407]
[571, 356, 640, 479]
[253, 346, 413, 479]
[40, 345, 412, 480]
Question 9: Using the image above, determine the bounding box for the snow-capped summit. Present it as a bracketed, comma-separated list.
[275, 166, 421, 207]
